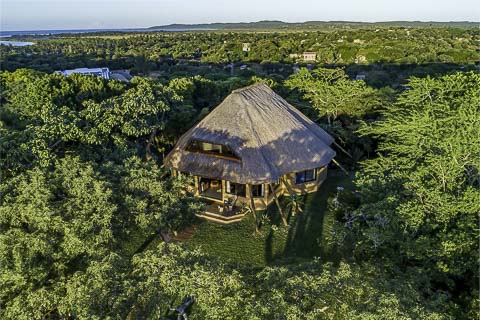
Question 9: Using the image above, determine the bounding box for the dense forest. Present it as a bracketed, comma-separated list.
[2, 27, 479, 77]
[0, 27, 479, 319]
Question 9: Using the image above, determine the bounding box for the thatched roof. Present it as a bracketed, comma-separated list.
[164, 83, 336, 184]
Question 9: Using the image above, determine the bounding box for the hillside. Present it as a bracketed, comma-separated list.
[149, 20, 479, 30]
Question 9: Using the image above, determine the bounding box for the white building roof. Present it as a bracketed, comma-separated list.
[55, 67, 110, 79]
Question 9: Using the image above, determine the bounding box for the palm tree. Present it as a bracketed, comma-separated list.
[284, 194, 304, 218]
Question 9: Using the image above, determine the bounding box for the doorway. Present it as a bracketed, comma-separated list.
[199, 177, 223, 200]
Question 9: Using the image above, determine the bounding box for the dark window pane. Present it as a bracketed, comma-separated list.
[305, 169, 316, 181]
[237, 184, 246, 197]
[295, 172, 305, 184]
[186, 139, 240, 160]
[295, 169, 316, 184]
[251, 184, 264, 197]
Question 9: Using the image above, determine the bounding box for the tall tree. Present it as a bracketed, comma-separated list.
[285, 67, 379, 124]
[335, 72, 480, 317]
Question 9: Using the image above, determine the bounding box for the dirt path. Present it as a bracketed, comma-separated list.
[173, 225, 197, 242]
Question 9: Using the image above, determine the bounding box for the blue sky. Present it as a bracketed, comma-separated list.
[1, 0, 479, 31]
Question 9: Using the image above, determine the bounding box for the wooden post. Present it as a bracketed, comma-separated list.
[194, 176, 199, 196]
[333, 141, 353, 159]
[281, 177, 295, 197]
[248, 184, 259, 233]
[332, 158, 349, 176]
[269, 184, 288, 226]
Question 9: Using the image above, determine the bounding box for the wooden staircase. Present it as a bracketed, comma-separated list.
[195, 211, 246, 224]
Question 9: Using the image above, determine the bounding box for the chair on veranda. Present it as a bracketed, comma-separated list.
[224, 195, 238, 215]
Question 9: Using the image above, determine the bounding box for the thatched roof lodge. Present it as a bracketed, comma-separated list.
[165, 83, 336, 224]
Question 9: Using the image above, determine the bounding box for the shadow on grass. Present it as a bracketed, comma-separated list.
[264, 229, 274, 264]
[185, 169, 354, 266]
[268, 170, 355, 264]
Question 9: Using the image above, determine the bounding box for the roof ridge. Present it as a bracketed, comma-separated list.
[231, 82, 270, 94]
[241, 94, 280, 179]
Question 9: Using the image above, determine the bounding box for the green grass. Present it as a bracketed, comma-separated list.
[184, 214, 287, 266]
[185, 170, 354, 266]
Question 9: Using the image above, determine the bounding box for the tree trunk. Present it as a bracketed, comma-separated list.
[48, 138, 62, 150]
[333, 141, 353, 159]
[269, 184, 288, 226]
[146, 128, 159, 161]
[160, 231, 171, 254]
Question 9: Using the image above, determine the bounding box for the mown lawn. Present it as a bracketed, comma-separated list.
[185, 170, 354, 266]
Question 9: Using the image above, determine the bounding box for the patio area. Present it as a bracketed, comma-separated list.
[195, 202, 247, 224]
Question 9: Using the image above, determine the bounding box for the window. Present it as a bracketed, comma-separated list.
[295, 169, 316, 184]
[186, 139, 240, 160]
[226, 181, 246, 197]
[251, 184, 264, 198]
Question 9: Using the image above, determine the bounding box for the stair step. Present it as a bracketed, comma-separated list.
[196, 212, 245, 224]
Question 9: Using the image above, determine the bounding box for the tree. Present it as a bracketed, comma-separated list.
[0, 70, 204, 319]
[284, 194, 304, 217]
[120, 157, 202, 237]
[124, 243, 447, 319]
[284, 67, 384, 164]
[285, 67, 379, 124]
[335, 72, 480, 317]
[0, 157, 117, 319]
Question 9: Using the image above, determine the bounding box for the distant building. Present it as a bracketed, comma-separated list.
[353, 39, 365, 44]
[354, 74, 366, 81]
[224, 63, 234, 76]
[242, 43, 251, 52]
[110, 70, 132, 82]
[56, 67, 110, 79]
[303, 51, 317, 62]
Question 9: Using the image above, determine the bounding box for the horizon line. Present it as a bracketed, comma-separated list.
[1, 19, 478, 33]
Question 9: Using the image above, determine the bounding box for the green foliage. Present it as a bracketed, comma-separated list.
[0, 69, 202, 319]
[1, 28, 478, 73]
[0, 70, 180, 174]
[121, 157, 203, 234]
[285, 67, 379, 122]
[284, 194, 304, 217]
[356, 72, 479, 275]
[1, 64, 478, 319]
[285, 67, 385, 165]
[125, 243, 446, 319]
[0, 157, 117, 319]
[333, 72, 480, 317]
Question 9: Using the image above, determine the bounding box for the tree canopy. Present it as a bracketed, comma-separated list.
[0, 65, 478, 319]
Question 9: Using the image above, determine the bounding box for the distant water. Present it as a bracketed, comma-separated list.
[0, 28, 146, 38]
[0, 27, 215, 38]
[0, 40, 34, 46]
